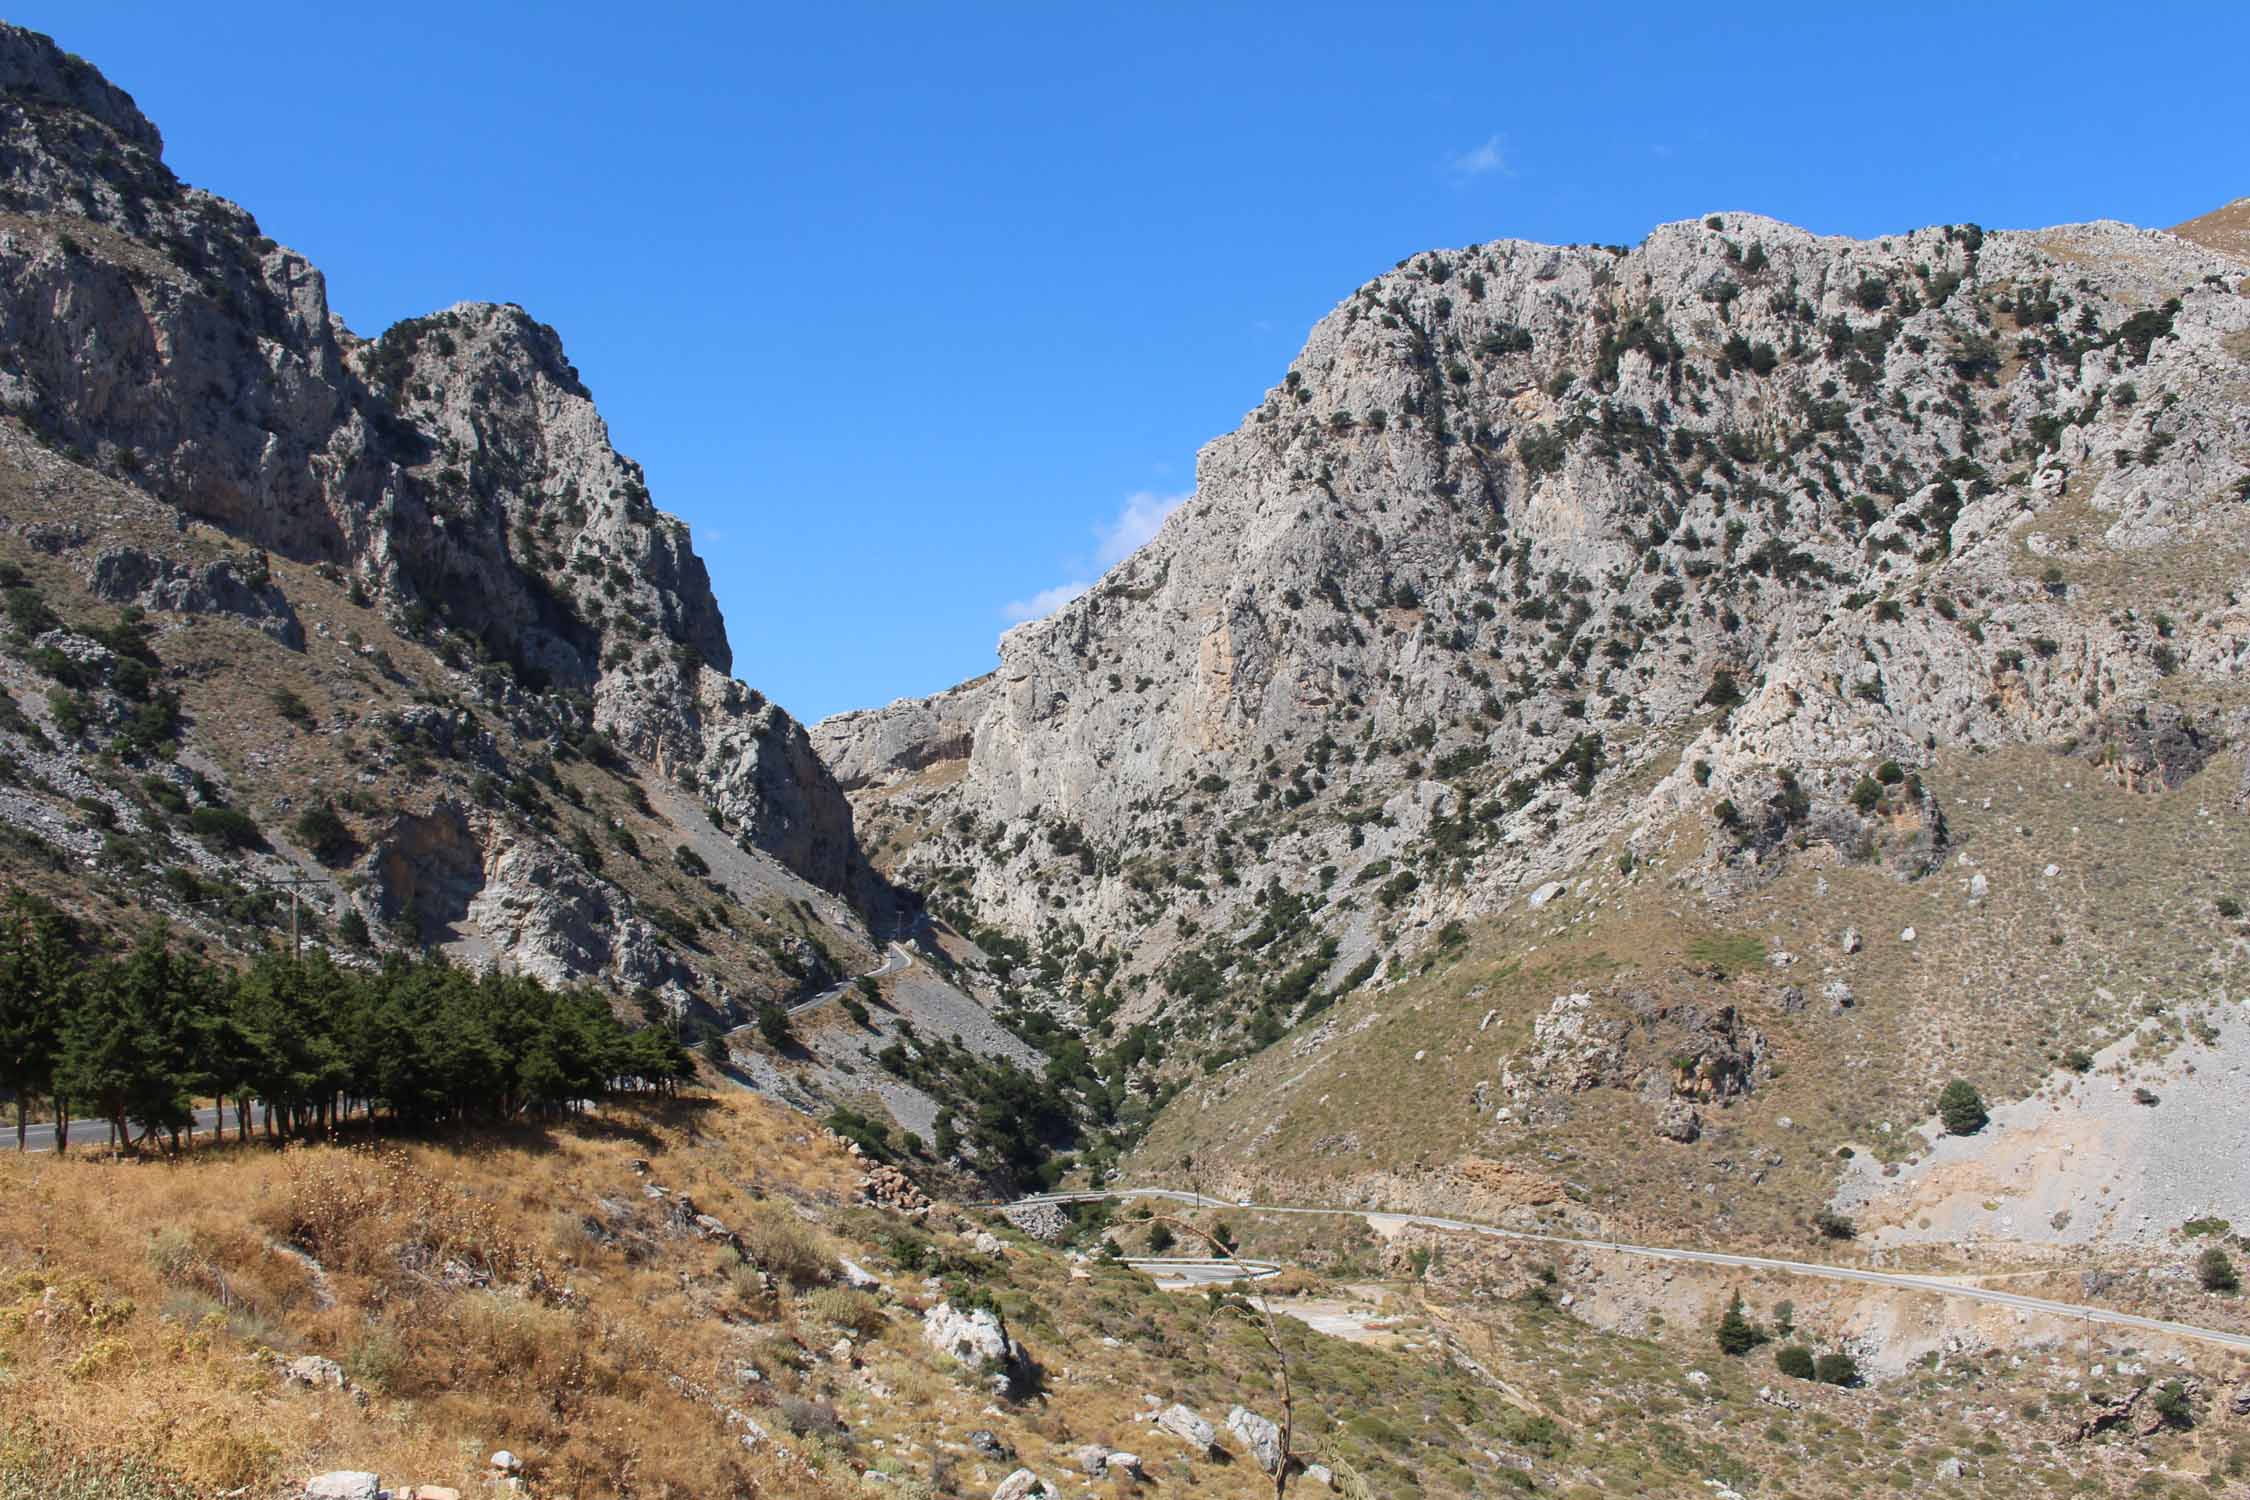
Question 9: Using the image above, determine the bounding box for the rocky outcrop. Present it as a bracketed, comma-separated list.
[1498, 990, 1771, 1128]
[814, 675, 990, 790]
[85, 544, 303, 646]
[824, 192, 2250, 1065]
[2088, 703, 2212, 792]
[922, 1300, 1030, 1397]
[1155, 1403, 1217, 1453]
[0, 23, 861, 909]
[1226, 1405, 1285, 1472]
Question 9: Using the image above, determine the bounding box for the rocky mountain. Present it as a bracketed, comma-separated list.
[0, 24, 901, 1032]
[822, 194, 2250, 1206]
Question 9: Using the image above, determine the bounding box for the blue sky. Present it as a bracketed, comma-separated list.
[19, 3, 2247, 721]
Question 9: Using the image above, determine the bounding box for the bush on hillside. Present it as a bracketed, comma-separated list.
[1716, 1292, 1768, 1356]
[1813, 1352, 1860, 1386]
[1937, 1079, 1987, 1135]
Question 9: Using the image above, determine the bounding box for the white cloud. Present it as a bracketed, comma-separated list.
[999, 489, 1189, 624]
[1001, 580, 1091, 624]
[1448, 134, 1510, 178]
[1093, 489, 1188, 568]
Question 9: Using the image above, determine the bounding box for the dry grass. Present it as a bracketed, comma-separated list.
[1131, 741, 2250, 1261]
[0, 1091, 867, 1498]
[2170, 197, 2250, 263]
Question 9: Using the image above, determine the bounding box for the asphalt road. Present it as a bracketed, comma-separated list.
[724, 923, 921, 1036]
[1122, 1256, 1284, 1288]
[13, 1101, 282, 1155]
[1009, 1188, 2250, 1354]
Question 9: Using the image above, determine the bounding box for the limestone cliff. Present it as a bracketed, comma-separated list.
[821, 203, 2250, 1054]
[0, 23, 866, 1011]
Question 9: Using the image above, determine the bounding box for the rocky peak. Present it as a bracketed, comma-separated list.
[0, 23, 161, 156]
[823, 204, 2250, 1046]
[0, 35, 872, 965]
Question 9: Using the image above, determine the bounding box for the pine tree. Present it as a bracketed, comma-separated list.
[1716, 1291, 1767, 1355]
[0, 893, 75, 1151]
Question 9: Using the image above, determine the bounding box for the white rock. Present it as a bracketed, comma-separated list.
[304, 1475, 380, 1500]
[991, 1469, 1046, 1500]
[1899, 926, 1916, 943]
[1227, 1404, 1285, 1472]
[1527, 880, 1568, 909]
[1157, 1403, 1217, 1451]
[839, 1255, 881, 1290]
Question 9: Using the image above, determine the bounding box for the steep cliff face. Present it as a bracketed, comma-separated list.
[0, 23, 867, 1006]
[821, 206, 2250, 1055]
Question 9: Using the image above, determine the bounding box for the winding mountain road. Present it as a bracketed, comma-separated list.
[727, 926, 919, 1038]
[1011, 1188, 2250, 1354]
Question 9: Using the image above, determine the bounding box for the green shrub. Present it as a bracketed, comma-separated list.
[189, 805, 265, 851]
[291, 804, 354, 864]
[1716, 1292, 1768, 1355]
[756, 1003, 794, 1048]
[2150, 1380, 2191, 1426]
[1775, 1344, 1817, 1379]
[1937, 1079, 1987, 1135]
[2197, 1247, 2239, 1293]
[269, 686, 313, 727]
[1813, 1351, 1860, 1386]
[799, 1286, 885, 1337]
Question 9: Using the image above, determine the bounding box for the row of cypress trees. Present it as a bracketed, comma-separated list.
[0, 892, 693, 1152]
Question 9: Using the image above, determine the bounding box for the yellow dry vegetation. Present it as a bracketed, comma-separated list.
[0, 1091, 870, 1498]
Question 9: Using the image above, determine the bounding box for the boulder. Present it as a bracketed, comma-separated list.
[1157, 1403, 1217, 1452]
[925, 1302, 1013, 1366]
[1226, 1404, 1284, 1472]
[924, 1301, 1028, 1395]
[1656, 1099, 1702, 1143]
[1106, 1452, 1144, 1479]
[965, 1429, 1015, 1461]
[1304, 1463, 1336, 1489]
[991, 1470, 1047, 1500]
[282, 1354, 348, 1390]
[1072, 1444, 1111, 1477]
[1527, 880, 1569, 909]
[839, 1255, 882, 1290]
[303, 1475, 379, 1500]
